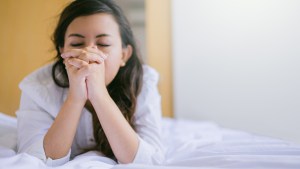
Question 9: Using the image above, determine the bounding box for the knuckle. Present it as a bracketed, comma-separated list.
[82, 63, 89, 70]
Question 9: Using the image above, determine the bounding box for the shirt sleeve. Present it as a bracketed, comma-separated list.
[16, 92, 71, 167]
[132, 67, 165, 164]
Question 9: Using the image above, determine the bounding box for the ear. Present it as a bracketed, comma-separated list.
[120, 45, 133, 67]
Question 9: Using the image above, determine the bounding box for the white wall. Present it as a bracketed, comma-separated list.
[172, 0, 300, 143]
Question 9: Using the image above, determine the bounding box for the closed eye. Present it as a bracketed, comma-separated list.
[71, 43, 83, 47]
[97, 44, 110, 47]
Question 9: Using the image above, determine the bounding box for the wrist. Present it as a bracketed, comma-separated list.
[89, 87, 110, 105]
[66, 93, 86, 108]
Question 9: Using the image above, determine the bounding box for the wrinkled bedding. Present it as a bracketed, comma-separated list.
[0, 112, 300, 169]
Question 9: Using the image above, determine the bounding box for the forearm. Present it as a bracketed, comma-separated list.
[44, 97, 85, 159]
[91, 92, 139, 164]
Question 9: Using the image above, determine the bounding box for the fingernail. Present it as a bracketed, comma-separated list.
[100, 57, 104, 62]
[103, 54, 108, 59]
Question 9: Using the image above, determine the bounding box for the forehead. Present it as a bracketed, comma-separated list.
[66, 13, 120, 37]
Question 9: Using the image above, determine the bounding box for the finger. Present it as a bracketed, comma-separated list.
[77, 54, 90, 63]
[99, 57, 104, 63]
[64, 58, 77, 72]
[67, 57, 89, 69]
[77, 64, 91, 76]
[62, 48, 108, 64]
[61, 49, 84, 58]
[63, 49, 106, 63]
[79, 52, 105, 64]
[84, 47, 108, 60]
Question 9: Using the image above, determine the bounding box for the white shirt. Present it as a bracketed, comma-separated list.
[16, 63, 164, 166]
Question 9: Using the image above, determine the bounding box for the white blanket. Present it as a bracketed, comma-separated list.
[0, 112, 300, 169]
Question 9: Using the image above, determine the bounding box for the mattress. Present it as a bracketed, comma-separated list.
[0, 112, 300, 169]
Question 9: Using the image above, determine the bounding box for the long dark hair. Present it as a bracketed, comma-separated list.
[51, 0, 143, 159]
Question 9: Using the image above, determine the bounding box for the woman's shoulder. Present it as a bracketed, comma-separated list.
[19, 63, 54, 89]
[135, 65, 162, 123]
[18, 62, 65, 114]
[20, 63, 53, 86]
[136, 65, 161, 106]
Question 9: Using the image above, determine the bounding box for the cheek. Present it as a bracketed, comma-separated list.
[104, 55, 123, 85]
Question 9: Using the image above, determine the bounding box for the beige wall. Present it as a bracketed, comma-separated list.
[0, 0, 71, 116]
[0, 0, 173, 117]
[146, 0, 173, 117]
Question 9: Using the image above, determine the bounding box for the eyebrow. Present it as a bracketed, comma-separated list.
[68, 33, 111, 38]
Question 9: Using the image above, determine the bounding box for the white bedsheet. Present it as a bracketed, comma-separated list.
[0, 112, 300, 169]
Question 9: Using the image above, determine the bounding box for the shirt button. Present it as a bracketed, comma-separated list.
[89, 138, 95, 142]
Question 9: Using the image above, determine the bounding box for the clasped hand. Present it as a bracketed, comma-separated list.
[61, 47, 108, 103]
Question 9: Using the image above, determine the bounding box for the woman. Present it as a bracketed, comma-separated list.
[16, 0, 164, 166]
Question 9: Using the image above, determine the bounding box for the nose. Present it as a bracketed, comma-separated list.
[86, 43, 98, 49]
[90, 45, 97, 49]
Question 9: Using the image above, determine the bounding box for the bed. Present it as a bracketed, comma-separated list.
[1, 112, 300, 169]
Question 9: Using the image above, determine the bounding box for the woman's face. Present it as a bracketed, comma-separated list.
[62, 13, 131, 85]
